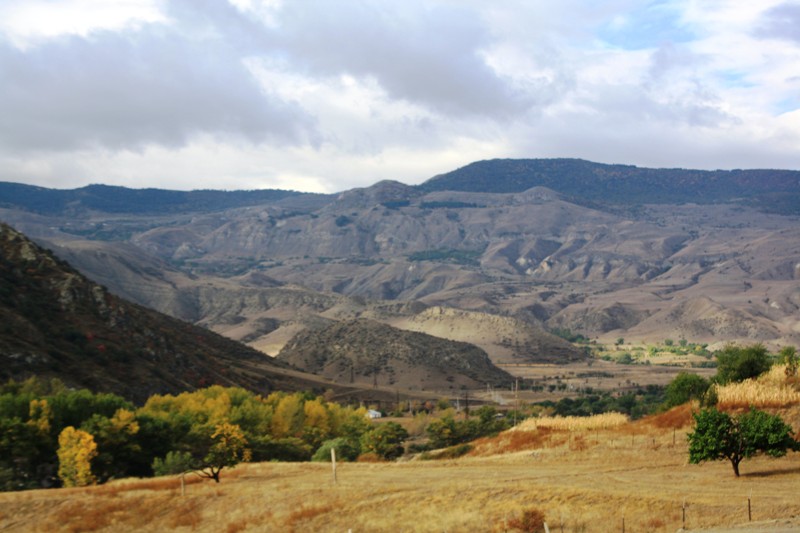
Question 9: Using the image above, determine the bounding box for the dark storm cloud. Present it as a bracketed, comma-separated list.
[0, 0, 318, 152]
[754, 2, 800, 43]
[270, 0, 536, 118]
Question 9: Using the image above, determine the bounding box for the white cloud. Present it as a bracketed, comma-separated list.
[0, 0, 798, 192]
[0, 0, 167, 49]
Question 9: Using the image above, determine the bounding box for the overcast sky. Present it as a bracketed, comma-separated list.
[1, 0, 799, 193]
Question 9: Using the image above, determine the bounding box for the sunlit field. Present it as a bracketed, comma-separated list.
[2, 404, 799, 533]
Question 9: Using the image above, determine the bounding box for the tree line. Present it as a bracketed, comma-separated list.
[0, 381, 398, 490]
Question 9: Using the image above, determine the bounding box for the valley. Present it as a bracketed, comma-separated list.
[2, 159, 799, 404]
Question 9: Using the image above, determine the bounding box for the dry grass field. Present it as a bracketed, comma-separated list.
[2, 402, 799, 533]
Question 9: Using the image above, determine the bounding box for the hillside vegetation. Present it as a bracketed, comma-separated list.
[421, 158, 800, 214]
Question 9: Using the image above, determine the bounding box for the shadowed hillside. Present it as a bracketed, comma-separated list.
[0, 222, 371, 403]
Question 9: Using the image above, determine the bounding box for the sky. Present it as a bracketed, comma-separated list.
[0, 0, 799, 193]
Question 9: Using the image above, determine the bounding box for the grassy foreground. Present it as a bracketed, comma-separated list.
[1, 405, 799, 532]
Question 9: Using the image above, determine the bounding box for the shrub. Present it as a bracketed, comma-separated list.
[419, 443, 472, 460]
[508, 508, 547, 533]
[360, 422, 408, 460]
[715, 344, 772, 384]
[312, 438, 360, 462]
[664, 372, 710, 408]
[152, 450, 195, 476]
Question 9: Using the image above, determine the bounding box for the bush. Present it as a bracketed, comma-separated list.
[312, 438, 360, 462]
[664, 372, 710, 408]
[360, 422, 408, 460]
[715, 344, 772, 384]
[152, 451, 195, 476]
[419, 443, 472, 461]
[508, 508, 547, 533]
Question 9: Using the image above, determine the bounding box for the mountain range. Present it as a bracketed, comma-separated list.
[1, 158, 798, 397]
[1, 222, 515, 402]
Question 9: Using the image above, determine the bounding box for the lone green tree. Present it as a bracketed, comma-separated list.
[688, 408, 799, 477]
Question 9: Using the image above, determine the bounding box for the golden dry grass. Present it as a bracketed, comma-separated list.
[513, 412, 629, 432]
[716, 364, 800, 409]
[2, 415, 799, 533]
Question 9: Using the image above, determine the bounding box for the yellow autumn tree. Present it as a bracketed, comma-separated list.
[28, 398, 52, 435]
[302, 398, 331, 449]
[271, 394, 304, 438]
[199, 422, 251, 483]
[57, 427, 98, 487]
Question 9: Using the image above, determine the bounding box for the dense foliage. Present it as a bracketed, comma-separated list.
[419, 158, 800, 214]
[0, 182, 301, 217]
[714, 344, 773, 384]
[664, 372, 710, 408]
[535, 386, 665, 420]
[688, 408, 799, 476]
[425, 406, 510, 448]
[0, 379, 386, 491]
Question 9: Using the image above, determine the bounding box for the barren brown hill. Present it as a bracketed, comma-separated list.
[277, 318, 515, 391]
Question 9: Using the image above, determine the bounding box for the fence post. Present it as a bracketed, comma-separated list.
[331, 448, 337, 485]
[682, 498, 686, 529]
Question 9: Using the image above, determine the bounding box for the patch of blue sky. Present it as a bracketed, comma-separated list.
[597, 1, 694, 50]
[774, 96, 800, 115]
[717, 70, 755, 89]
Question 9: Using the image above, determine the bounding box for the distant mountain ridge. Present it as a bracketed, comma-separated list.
[4, 158, 800, 218]
[420, 159, 800, 214]
[0, 182, 312, 215]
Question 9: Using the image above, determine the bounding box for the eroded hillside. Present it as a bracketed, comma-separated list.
[1, 159, 799, 360]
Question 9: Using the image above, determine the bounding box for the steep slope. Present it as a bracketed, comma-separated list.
[0, 223, 361, 403]
[277, 319, 514, 391]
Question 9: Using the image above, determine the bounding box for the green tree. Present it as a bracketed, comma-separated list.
[714, 344, 772, 384]
[312, 437, 361, 462]
[80, 408, 143, 481]
[57, 427, 98, 487]
[360, 422, 408, 460]
[688, 408, 799, 477]
[664, 372, 710, 408]
[152, 451, 195, 476]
